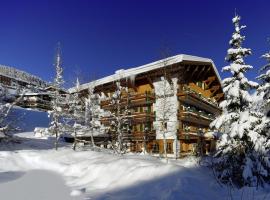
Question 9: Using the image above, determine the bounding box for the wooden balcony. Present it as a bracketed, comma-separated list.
[100, 92, 155, 110]
[17, 99, 52, 111]
[178, 128, 214, 141]
[131, 112, 155, 123]
[100, 112, 155, 126]
[109, 130, 156, 142]
[178, 132, 201, 140]
[178, 111, 213, 126]
[132, 131, 156, 141]
[177, 88, 221, 114]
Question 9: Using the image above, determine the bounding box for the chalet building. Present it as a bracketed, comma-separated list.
[0, 65, 48, 91]
[0, 65, 50, 107]
[17, 87, 68, 111]
[70, 54, 223, 157]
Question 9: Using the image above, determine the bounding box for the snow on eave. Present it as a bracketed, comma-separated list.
[68, 54, 223, 93]
[23, 92, 51, 96]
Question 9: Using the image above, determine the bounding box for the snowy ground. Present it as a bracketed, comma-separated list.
[0, 132, 269, 200]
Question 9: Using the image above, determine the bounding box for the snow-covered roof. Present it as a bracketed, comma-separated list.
[23, 92, 51, 96]
[0, 64, 48, 87]
[69, 54, 222, 93]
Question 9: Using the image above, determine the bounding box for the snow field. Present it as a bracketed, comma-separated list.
[1, 133, 269, 199]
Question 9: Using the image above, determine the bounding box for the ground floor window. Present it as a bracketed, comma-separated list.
[152, 143, 159, 153]
[166, 142, 173, 154]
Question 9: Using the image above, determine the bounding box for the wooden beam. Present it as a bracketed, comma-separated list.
[127, 78, 137, 92]
[188, 65, 199, 82]
[195, 66, 206, 80]
[204, 76, 216, 89]
[201, 66, 212, 80]
[147, 76, 154, 89]
[214, 93, 224, 102]
[177, 65, 187, 84]
[207, 85, 220, 96]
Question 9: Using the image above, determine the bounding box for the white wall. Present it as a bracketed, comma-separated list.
[153, 76, 179, 140]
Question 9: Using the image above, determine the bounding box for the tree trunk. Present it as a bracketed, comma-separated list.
[55, 130, 58, 150]
[73, 129, 77, 151]
[90, 129, 95, 147]
[163, 131, 167, 161]
[54, 119, 58, 150]
[143, 134, 147, 154]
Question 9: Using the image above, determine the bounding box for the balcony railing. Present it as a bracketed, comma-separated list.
[178, 111, 213, 126]
[177, 86, 221, 114]
[132, 131, 156, 141]
[109, 130, 156, 142]
[100, 111, 155, 126]
[100, 92, 155, 110]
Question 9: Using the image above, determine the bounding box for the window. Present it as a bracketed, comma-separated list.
[140, 124, 144, 132]
[147, 106, 151, 113]
[152, 143, 159, 153]
[134, 125, 138, 132]
[196, 81, 202, 88]
[166, 142, 173, 154]
[146, 122, 151, 131]
[164, 122, 167, 130]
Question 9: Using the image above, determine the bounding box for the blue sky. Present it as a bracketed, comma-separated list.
[0, 0, 269, 87]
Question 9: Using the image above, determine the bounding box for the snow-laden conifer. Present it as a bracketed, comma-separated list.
[257, 48, 270, 112]
[85, 81, 101, 147]
[69, 78, 85, 150]
[109, 79, 131, 154]
[48, 44, 66, 150]
[211, 14, 270, 187]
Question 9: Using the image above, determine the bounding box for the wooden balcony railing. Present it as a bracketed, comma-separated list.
[100, 111, 155, 126]
[17, 99, 52, 110]
[178, 111, 213, 126]
[179, 126, 208, 133]
[132, 131, 156, 141]
[109, 130, 156, 142]
[100, 92, 155, 110]
[178, 132, 201, 140]
[177, 87, 221, 114]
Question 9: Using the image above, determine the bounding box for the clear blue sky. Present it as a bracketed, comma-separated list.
[0, 0, 269, 87]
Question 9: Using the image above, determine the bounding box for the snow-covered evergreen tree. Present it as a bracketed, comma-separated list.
[210, 14, 270, 187]
[85, 81, 101, 147]
[109, 79, 131, 154]
[48, 44, 65, 150]
[257, 48, 270, 113]
[69, 78, 85, 150]
[0, 86, 25, 139]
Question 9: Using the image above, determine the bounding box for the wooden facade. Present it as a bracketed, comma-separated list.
[72, 55, 224, 157]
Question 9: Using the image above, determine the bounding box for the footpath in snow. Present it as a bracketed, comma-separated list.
[0, 132, 269, 200]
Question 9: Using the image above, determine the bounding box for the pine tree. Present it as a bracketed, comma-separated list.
[70, 78, 85, 150]
[0, 86, 25, 139]
[210, 14, 270, 187]
[109, 79, 131, 154]
[48, 44, 65, 150]
[257, 47, 270, 112]
[85, 81, 101, 147]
